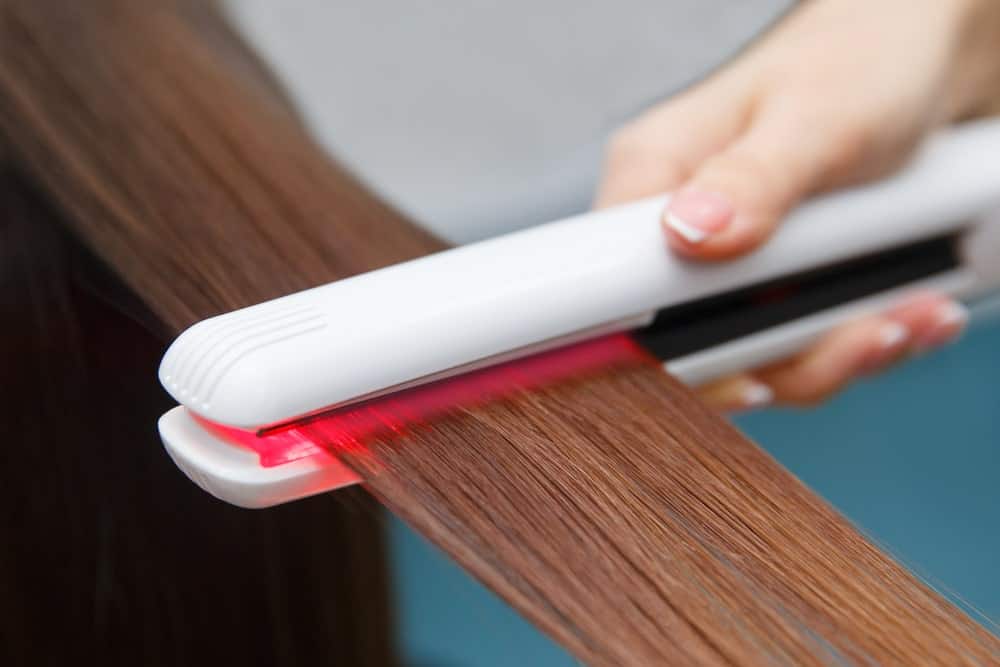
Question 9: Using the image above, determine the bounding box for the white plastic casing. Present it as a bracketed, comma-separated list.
[158, 406, 360, 507]
[157, 120, 1000, 507]
[160, 120, 1000, 430]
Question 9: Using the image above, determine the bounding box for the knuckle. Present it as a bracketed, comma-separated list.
[824, 121, 879, 176]
[605, 126, 648, 163]
[773, 365, 840, 407]
[604, 126, 688, 186]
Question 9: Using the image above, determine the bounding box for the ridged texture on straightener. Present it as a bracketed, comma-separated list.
[160, 301, 326, 414]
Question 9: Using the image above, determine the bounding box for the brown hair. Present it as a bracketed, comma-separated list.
[337, 364, 1000, 664]
[2, 1, 997, 664]
[0, 166, 399, 666]
[0, 2, 403, 664]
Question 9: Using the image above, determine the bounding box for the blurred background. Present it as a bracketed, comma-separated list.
[223, 1, 1000, 664]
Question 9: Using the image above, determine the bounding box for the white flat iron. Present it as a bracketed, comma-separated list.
[158, 119, 1000, 508]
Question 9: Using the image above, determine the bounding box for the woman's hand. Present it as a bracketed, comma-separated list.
[596, 0, 1000, 412]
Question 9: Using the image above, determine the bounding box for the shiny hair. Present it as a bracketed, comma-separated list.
[2, 1, 997, 664]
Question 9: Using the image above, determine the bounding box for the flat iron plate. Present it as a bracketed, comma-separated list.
[158, 406, 360, 508]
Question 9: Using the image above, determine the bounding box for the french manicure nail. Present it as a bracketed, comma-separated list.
[663, 190, 734, 244]
[915, 302, 968, 351]
[877, 322, 909, 350]
[935, 301, 968, 328]
[741, 382, 774, 409]
[859, 322, 910, 373]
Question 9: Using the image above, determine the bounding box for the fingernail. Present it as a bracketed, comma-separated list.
[741, 382, 774, 409]
[859, 322, 910, 373]
[878, 322, 910, 350]
[935, 301, 968, 328]
[663, 190, 734, 244]
[915, 302, 968, 351]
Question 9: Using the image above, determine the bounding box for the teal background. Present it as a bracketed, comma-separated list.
[389, 319, 1000, 666]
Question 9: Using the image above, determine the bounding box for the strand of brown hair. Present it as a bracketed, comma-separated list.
[2, 1, 997, 664]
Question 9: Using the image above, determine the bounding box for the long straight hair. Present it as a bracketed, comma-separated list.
[0, 2, 403, 665]
[2, 1, 998, 664]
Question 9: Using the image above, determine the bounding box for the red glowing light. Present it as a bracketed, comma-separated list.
[195, 334, 648, 468]
[193, 415, 333, 467]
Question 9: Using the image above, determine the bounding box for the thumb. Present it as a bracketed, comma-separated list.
[662, 102, 870, 260]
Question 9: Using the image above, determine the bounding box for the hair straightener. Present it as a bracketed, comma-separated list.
[158, 119, 1000, 508]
